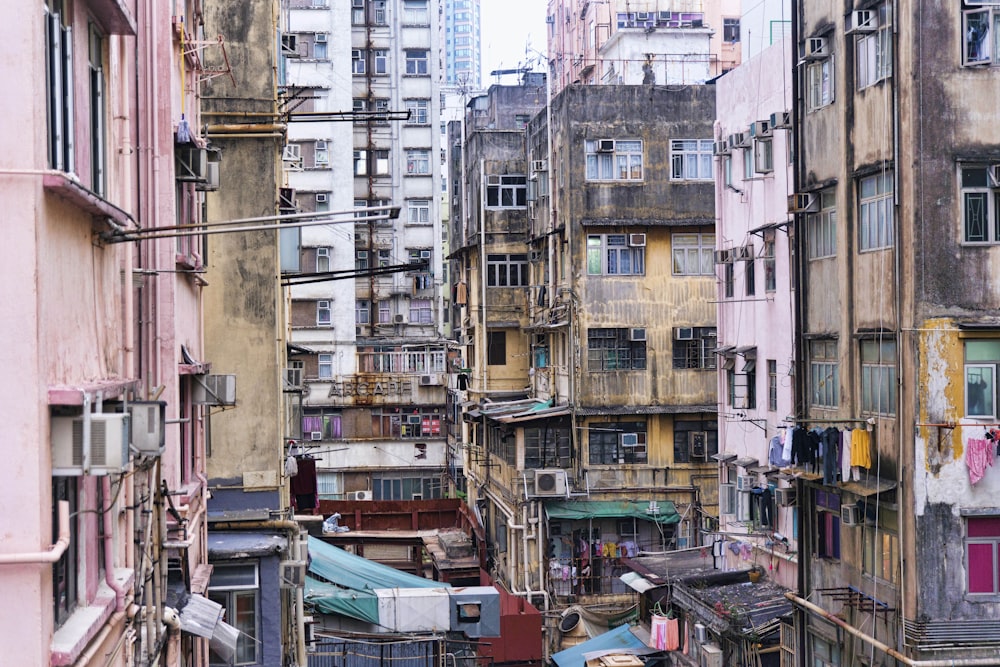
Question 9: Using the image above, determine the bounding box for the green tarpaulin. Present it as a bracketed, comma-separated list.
[305, 536, 449, 625]
[544, 500, 680, 524]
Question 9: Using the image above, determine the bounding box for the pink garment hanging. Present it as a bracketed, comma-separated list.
[665, 617, 680, 651]
[967, 437, 994, 485]
[649, 615, 668, 650]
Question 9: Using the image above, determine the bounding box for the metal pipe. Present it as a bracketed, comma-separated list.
[0, 500, 70, 564]
[103, 476, 127, 611]
[205, 123, 287, 133]
[786, 592, 1000, 666]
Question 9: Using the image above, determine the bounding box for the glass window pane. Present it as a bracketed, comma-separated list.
[969, 542, 996, 593]
[966, 340, 1000, 362]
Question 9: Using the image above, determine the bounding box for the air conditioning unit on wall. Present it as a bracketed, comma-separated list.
[841, 503, 863, 526]
[349, 490, 373, 501]
[52, 413, 130, 476]
[279, 561, 306, 588]
[534, 469, 567, 496]
[129, 401, 166, 457]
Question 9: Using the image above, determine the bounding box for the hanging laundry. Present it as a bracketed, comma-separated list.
[781, 428, 793, 464]
[665, 617, 680, 651]
[850, 428, 872, 469]
[841, 429, 852, 483]
[290, 456, 318, 512]
[967, 437, 995, 485]
[822, 427, 840, 485]
[650, 615, 668, 650]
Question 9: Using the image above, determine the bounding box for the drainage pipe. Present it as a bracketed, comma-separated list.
[103, 476, 127, 611]
[786, 592, 1000, 666]
[0, 500, 70, 564]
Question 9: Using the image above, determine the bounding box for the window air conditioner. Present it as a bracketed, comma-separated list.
[280, 34, 299, 57]
[749, 120, 772, 138]
[674, 327, 694, 340]
[52, 413, 130, 476]
[175, 145, 207, 182]
[848, 10, 878, 33]
[628, 233, 646, 247]
[694, 623, 708, 644]
[621, 433, 639, 447]
[193, 374, 237, 406]
[736, 474, 756, 492]
[279, 561, 307, 589]
[316, 193, 329, 204]
[770, 111, 792, 130]
[714, 249, 734, 264]
[486, 174, 501, 185]
[129, 401, 166, 457]
[736, 245, 753, 260]
[775, 487, 797, 506]
[689, 431, 707, 459]
[636, 12, 651, 21]
[701, 643, 723, 667]
[629, 327, 647, 341]
[788, 193, 819, 213]
[315, 33, 328, 43]
[597, 139, 615, 152]
[196, 160, 220, 192]
[713, 140, 730, 156]
[310, 431, 323, 441]
[531, 159, 548, 172]
[804, 37, 828, 59]
[841, 503, 863, 526]
[315, 140, 328, 151]
[534, 469, 567, 496]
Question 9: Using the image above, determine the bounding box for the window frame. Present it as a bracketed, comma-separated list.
[406, 149, 431, 175]
[405, 49, 430, 75]
[807, 190, 837, 259]
[816, 489, 842, 560]
[754, 138, 774, 174]
[767, 359, 778, 411]
[858, 171, 894, 251]
[763, 237, 777, 292]
[670, 139, 714, 181]
[806, 57, 834, 111]
[407, 199, 431, 224]
[585, 139, 644, 182]
[487, 253, 529, 287]
[965, 339, 1000, 418]
[809, 339, 840, 409]
[672, 233, 715, 276]
[318, 353, 333, 379]
[485, 175, 527, 208]
[587, 328, 647, 372]
[672, 327, 718, 370]
[409, 298, 433, 324]
[860, 338, 897, 416]
[960, 164, 1000, 244]
[45, 0, 75, 173]
[405, 98, 430, 124]
[316, 300, 332, 326]
[588, 421, 649, 465]
[964, 9, 1000, 66]
[967, 516, 1000, 595]
[586, 234, 646, 276]
[207, 562, 260, 666]
[855, 4, 893, 90]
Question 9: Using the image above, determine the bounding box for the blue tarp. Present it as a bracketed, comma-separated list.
[551, 624, 649, 667]
[305, 536, 449, 625]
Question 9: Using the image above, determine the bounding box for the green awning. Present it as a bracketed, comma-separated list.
[544, 500, 680, 524]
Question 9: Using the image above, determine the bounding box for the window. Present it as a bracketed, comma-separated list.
[807, 190, 837, 258]
[374, 472, 443, 500]
[859, 172, 894, 251]
[356, 299, 370, 324]
[409, 298, 432, 324]
[855, 4, 892, 89]
[406, 99, 430, 124]
[378, 301, 391, 324]
[313, 140, 329, 166]
[673, 419, 718, 463]
[861, 339, 896, 415]
[723, 17, 740, 43]
[672, 233, 715, 275]
[964, 8, 1000, 66]
[589, 422, 648, 464]
[486, 175, 527, 207]
[487, 254, 529, 286]
[807, 58, 834, 110]
[487, 331, 507, 365]
[353, 150, 367, 175]
[88, 25, 106, 194]
[405, 49, 429, 75]
[406, 149, 431, 175]
[816, 489, 841, 559]
[585, 139, 643, 181]
[862, 510, 898, 584]
[316, 247, 331, 273]
[961, 165, 1000, 243]
[303, 408, 343, 439]
[403, 0, 429, 23]
[754, 138, 773, 174]
[407, 199, 430, 224]
[734, 356, 757, 409]
[588, 328, 647, 371]
[672, 327, 717, 370]
[524, 425, 572, 468]
[967, 516, 1000, 594]
[373, 149, 389, 174]
[370, 49, 387, 74]
[312, 37, 327, 59]
[318, 353, 333, 379]
[352, 0, 364, 24]
[52, 477, 78, 626]
[723, 155, 733, 187]
[744, 253, 756, 296]
[763, 238, 777, 292]
[351, 49, 365, 74]
[316, 300, 331, 326]
[356, 250, 369, 271]
[768, 359, 778, 411]
[724, 261, 734, 298]
[670, 140, 713, 180]
[354, 149, 389, 176]
[965, 340, 1000, 417]
[586, 234, 645, 275]
[811, 633, 841, 667]
[45, 0, 75, 173]
[208, 563, 259, 665]
[810, 339, 839, 408]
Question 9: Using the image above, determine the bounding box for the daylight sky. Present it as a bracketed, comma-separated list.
[479, 0, 548, 85]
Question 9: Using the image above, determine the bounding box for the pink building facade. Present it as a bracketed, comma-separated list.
[0, 0, 215, 664]
[712, 37, 798, 589]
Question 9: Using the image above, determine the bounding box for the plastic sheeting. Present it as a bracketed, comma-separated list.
[543, 500, 680, 524]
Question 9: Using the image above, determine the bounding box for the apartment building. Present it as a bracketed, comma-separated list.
[787, 1, 1000, 664]
[545, 0, 744, 94]
[0, 0, 218, 664]
[283, 0, 450, 504]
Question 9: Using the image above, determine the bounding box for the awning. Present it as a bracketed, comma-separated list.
[177, 593, 223, 638]
[544, 500, 680, 525]
[552, 624, 654, 667]
[620, 571, 657, 594]
[575, 405, 717, 416]
[734, 457, 759, 468]
[839, 478, 896, 497]
[711, 451, 738, 462]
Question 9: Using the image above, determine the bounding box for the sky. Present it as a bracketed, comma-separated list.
[479, 0, 549, 86]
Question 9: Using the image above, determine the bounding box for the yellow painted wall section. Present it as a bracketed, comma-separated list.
[919, 318, 965, 469]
